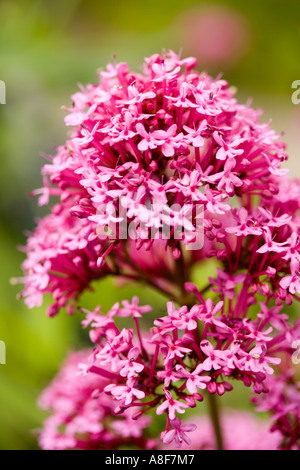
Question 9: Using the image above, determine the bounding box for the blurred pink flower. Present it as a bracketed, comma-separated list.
[175, 5, 250, 68]
[160, 410, 282, 450]
[38, 350, 154, 450]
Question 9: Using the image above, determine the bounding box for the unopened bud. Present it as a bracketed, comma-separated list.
[253, 382, 263, 393]
[223, 381, 233, 391]
[208, 382, 217, 393]
[70, 205, 87, 218]
[184, 282, 198, 293]
[285, 294, 293, 306]
[113, 406, 125, 415]
[207, 249, 217, 258]
[204, 219, 213, 229]
[269, 184, 279, 195]
[149, 160, 158, 171]
[185, 396, 196, 408]
[243, 376, 252, 387]
[278, 288, 287, 300]
[132, 410, 144, 420]
[73, 256, 82, 266]
[89, 329, 101, 343]
[194, 393, 203, 402]
[217, 383, 225, 396]
[181, 332, 195, 344]
[206, 231, 215, 241]
[266, 266, 276, 278]
[172, 247, 181, 260]
[91, 389, 100, 399]
[216, 249, 227, 260]
[97, 256, 104, 268]
[261, 283, 270, 295]
[88, 232, 98, 242]
[79, 198, 92, 207]
[216, 231, 225, 241]
[212, 218, 222, 229]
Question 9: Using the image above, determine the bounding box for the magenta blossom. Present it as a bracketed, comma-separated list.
[162, 418, 197, 448]
[37, 350, 154, 450]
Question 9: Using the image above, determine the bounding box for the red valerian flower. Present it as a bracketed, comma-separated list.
[19, 50, 300, 317]
[18, 50, 300, 450]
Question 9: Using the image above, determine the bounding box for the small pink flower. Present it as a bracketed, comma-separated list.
[107, 380, 145, 406]
[213, 131, 244, 160]
[156, 389, 188, 420]
[198, 298, 227, 330]
[118, 296, 152, 318]
[280, 260, 300, 294]
[205, 185, 231, 214]
[200, 340, 227, 371]
[256, 227, 288, 254]
[136, 122, 164, 151]
[226, 207, 262, 237]
[175, 364, 211, 394]
[183, 119, 207, 147]
[210, 157, 243, 194]
[162, 418, 197, 448]
[119, 347, 144, 378]
[161, 335, 192, 362]
[152, 124, 182, 157]
[123, 84, 155, 105]
[166, 82, 198, 109]
[172, 304, 202, 331]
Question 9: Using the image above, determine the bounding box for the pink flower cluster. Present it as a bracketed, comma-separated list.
[18, 202, 112, 316]
[38, 350, 155, 450]
[71, 293, 299, 449]
[252, 367, 300, 449]
[18, 50, 300, 449]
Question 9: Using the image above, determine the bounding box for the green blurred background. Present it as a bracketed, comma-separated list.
[1, 0, 300, 449]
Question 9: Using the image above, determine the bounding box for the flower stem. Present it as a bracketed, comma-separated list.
[207, 392, 224, 450]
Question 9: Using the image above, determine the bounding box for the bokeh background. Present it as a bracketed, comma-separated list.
[1, 0, 300, 449]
